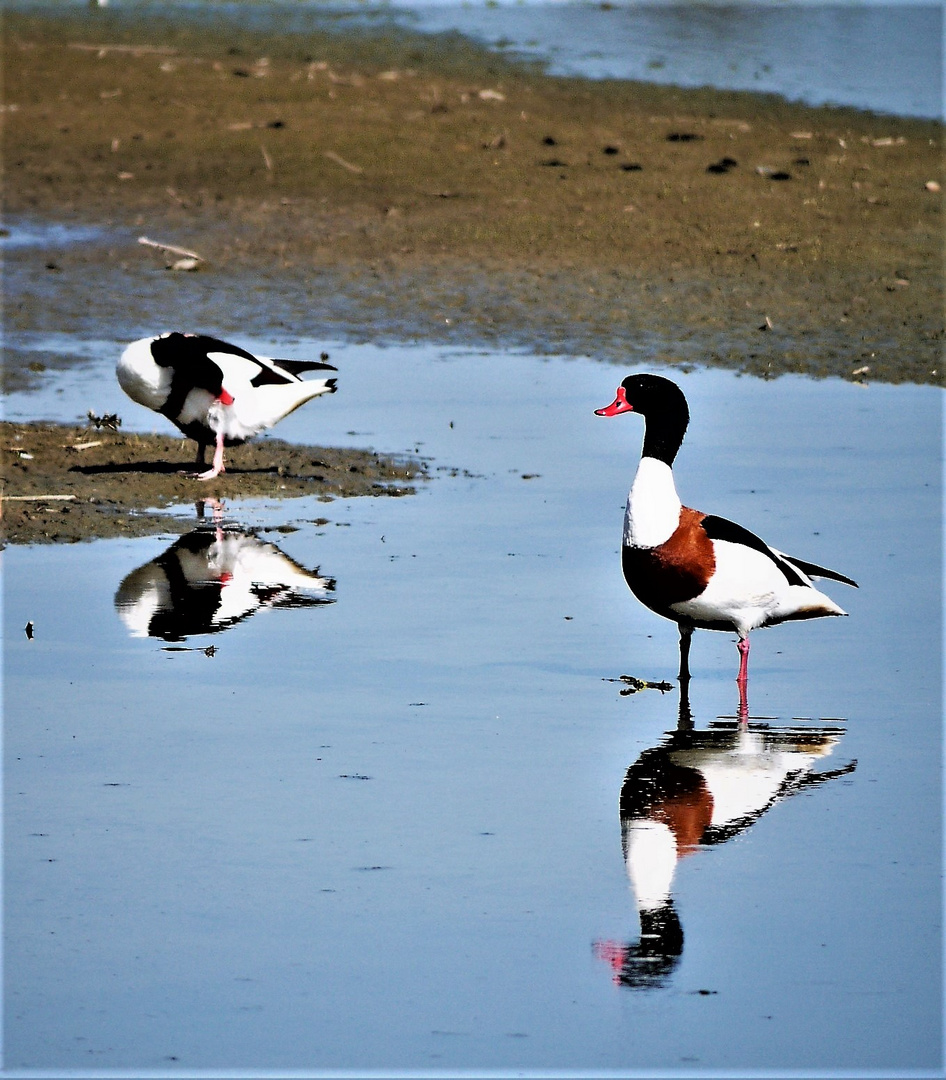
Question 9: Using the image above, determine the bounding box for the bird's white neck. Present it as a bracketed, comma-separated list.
[624, 456, 681, 549]
[623, 820, 677, 912]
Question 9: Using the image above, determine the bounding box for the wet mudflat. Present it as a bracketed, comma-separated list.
[0, 420, 421, 544]
[4, 5, 943, 385]
[4, 347, 942, 1073]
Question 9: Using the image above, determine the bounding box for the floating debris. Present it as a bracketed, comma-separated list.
[161, 644, 218, 657]
[604, 675, 674, 695]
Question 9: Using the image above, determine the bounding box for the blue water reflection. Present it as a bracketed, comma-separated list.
[115, 516, 335, 641]
[4, 355, 941, 1072]
[596, 683, 855, 990]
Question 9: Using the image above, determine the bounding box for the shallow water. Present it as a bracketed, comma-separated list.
[4, 345, 942, 1072]
[0, 222, 104, 251]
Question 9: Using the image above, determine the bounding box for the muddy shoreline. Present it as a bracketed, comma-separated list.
[0, 421, 422, 545]
[2, 7, 943, 542]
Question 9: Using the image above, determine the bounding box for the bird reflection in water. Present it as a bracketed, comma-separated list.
[115, 507, 334, 641]
[594, 684, 856, 990]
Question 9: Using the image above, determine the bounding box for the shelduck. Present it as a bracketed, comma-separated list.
[117, 332, 338, 479]
[595, 374, 857, 685]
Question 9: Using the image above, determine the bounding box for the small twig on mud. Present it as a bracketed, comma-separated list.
[69, 43, 178, 56]
[324, 150, 364, 174]
[138, 236, 204, 262]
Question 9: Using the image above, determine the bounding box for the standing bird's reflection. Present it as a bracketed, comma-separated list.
[115, 526, 335, 641]
[595, 687, 856, 990]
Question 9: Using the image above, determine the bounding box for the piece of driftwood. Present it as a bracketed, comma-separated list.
[138, 236, 204, 262]
[324, 151, 363, 174]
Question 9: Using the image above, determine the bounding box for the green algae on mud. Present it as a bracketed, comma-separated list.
[0, 422, 422, 545]
[4, 8, 943, 386]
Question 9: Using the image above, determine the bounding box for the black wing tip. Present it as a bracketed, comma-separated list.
[701, 516, 859, 590]
[793, 560, 859, 589]
[326, 378, 338, 393]
[272, 358, 338, 374]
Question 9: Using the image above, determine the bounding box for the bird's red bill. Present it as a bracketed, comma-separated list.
[218, 389, 235, 405]
[595, 386, 633, 416]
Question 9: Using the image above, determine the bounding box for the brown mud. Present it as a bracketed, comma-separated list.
[2, 8, 943, 543]
[0, 421, 421, 545]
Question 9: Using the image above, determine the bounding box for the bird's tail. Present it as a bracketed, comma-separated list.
[268, 357, 337, 378]
[226, 378, 336, 438]
[782, 555, 858, 589]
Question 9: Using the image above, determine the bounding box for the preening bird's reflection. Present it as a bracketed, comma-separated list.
[595, 686, 856, 990]
[115, 524, 335, 641]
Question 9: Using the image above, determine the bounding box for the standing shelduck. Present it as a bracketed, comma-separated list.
[117, 332, 338, 479]
[595, 374, 857, 686]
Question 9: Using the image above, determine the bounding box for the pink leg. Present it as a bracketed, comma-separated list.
[736, 637, 750, 722]
[736, 636, 750, 685]
[196, 431, 226, 481]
